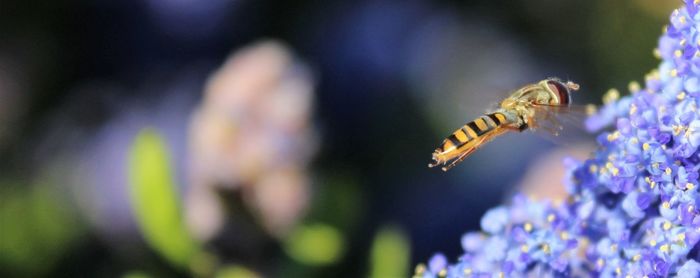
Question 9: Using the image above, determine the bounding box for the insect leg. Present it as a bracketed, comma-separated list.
[428, 156, 442, 168]
[441, 147, 476, 171]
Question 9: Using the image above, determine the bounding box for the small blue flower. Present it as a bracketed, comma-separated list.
[678, 259, 700, 278]
[480, 206, 509, 234]
[622, 191, 646, 218]
[483, 236, 508, 262]
[428, 253, 447, 274]
[460, 232, 484, 253]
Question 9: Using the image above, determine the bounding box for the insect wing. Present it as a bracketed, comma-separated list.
[528, 103, 591, 145]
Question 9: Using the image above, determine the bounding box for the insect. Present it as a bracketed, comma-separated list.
[428, 78, 581, 171]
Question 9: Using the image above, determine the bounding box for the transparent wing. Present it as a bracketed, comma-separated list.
[527, 103, 592, 145]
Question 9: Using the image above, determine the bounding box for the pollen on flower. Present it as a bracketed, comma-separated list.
[603, 88, 620, 104]
[650, 239, 658, 247]
[660, 244, 670, 253]
[663, 221, 672, 230]
[675, 49, 683, 57]
[633, 254, 642, 261]
[611, 167, 619, 176]
[673, 125, 685, 136]
[586, 104, 597, 116]
[589, 165, 598, 173]
[628, 81, 640, 93]
[646, 69, 660, 80]
[678, 91, 686, 100]
[521, 244, 529, 253]
[560, 231, 569, 240]
[415, 264, 426, 275]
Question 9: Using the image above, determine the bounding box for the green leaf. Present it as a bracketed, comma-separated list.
[369, 225, 410, 278]
[128, 128, 198, 268]
[283, 223, 344, 266]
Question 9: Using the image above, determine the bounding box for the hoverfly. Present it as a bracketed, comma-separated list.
[428, 78, 581, 171]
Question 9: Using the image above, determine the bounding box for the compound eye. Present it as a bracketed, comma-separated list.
[546, 80, 571, 106]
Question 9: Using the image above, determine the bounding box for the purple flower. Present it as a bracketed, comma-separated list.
[678, 260, 700, 278]
[480, 206, 509, 234]
[428, 253, 447, 274]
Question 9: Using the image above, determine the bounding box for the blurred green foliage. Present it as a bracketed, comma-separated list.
[589, 0, 671, 89]
[128, 128, 199, 269]
[215, 265, 260, 278]
[0, 182, 82, 276]
[283, 223, 344, 266]
[369, 226, 411, 278]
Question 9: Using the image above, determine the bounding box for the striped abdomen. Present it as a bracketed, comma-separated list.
[434, 112, 510, 162]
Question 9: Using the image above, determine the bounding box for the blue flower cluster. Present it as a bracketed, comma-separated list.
[417, 2, 700, 277]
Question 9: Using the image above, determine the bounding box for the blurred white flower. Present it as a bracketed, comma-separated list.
[187, 40, 317, 239]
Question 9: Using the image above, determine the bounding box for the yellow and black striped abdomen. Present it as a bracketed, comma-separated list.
[437, 112, 509, 154]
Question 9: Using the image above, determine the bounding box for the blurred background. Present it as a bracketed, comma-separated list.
[0, 0, 678, 277]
